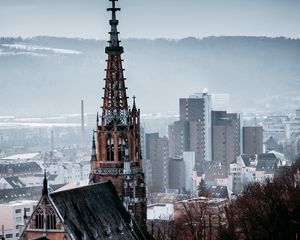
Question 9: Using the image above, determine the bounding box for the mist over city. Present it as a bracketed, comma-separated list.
[0, 0, 300, 240]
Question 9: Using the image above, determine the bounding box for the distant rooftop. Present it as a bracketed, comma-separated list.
[2, 152, 40, 160]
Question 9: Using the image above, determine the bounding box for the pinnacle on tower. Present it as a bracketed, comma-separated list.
[42, 169, 48, 195]
[91, 132, 97, 162]
[132, 95, 137, 112]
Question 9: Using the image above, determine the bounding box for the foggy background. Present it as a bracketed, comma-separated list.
[0, 0, 300, 116]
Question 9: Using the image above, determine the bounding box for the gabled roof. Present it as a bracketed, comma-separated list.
[50, 181, 146, 240]
[256, 153, 280, 171]
[4, 176, 26, 188]
[240, 154, 256, 167]
[47, 174, 58, 181]
[0, 162, 42, 176]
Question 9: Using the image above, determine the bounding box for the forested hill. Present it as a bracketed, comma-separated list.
[0, 36, 299, 116]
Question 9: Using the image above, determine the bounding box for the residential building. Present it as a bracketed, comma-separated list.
[168, 157, 185, 192]
[211, 111, 241, 168]
[149, 136, 169, 193]
[242, 126, 263, 154]
[183, 151, 196, 194]
[0, 200, 37, 240]
[180, 93, 212, 164]
[228, 153, 282, 194]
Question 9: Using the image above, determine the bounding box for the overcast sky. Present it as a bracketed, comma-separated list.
[0, 0, 299, 39]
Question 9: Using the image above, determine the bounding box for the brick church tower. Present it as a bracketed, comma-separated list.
[90, 0, 147, 230]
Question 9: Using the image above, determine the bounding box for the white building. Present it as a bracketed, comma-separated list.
[147, 203, 174, 220]
[183, 151, 196, 194]
[228, 153, 281, 194]
[211, 93, 230, 111]
[0, 200, 37, 240]
[228, 155, 256, 194]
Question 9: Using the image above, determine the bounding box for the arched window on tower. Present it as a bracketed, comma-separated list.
[118, 138, 126, 161]
[107, 137, 114, 161]
[35, 207, 44, 229]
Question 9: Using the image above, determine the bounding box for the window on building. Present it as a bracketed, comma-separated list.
[16, 233, 19, 238]
[25, 208, 30, 212]
[5, 234, 13, 239]
[16, 216, 22, 224]
[46, 215, 56, 229]
[118, 138, 126, 161]
[35, 207, 44, 229]
[15, 209, 21, 214]
[107, 137, 114, 161]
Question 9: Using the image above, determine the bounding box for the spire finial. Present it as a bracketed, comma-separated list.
[132, 95, 137, 112]
[42, 169, 48, 195]
[106, 0, 123, 53]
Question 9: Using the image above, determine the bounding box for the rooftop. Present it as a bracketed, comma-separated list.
[50, 181, 146, 240]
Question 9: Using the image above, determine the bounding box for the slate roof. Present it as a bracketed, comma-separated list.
[0, 162, 42, 176]
[50, 181, 146, 240]
[240, 154, 256, 167]
[204, 164, 228, 182]
[256, 153, 280, 171]
[0, 184, 64, 203]
[4, 176, 26, 188]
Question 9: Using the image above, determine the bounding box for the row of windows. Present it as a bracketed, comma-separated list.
[36, 214, 57, 229]
[15, 207, 31, 214]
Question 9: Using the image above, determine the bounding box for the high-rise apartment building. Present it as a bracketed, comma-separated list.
[169, 93, 212, 171]
[212, 111, 241, 168]
[149, 136, 169, 193]
[243, 126, 263, 155]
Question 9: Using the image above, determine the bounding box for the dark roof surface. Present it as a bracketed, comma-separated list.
[0, 184, 64, 204]
[0, 162, 42, 176]
[204, 164, 228, 181]
[4, 176, 26, 188]
[256, 153, 280, 171]
[240, 154, 256, 167]
[50, 181, 146, 240]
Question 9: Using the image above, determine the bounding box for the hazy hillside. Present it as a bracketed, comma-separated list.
[0, 36, 299, 116]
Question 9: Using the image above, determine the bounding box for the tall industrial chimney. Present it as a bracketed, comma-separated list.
[81, 100, 85, 149]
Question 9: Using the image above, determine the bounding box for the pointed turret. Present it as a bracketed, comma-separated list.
[132, 95, 137, 113]
[91, 133, 97, 162]
[42, 169, 48, 195]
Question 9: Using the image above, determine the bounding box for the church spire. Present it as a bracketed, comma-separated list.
[93, 0, 147, 230]
[102, 0, 128, 126]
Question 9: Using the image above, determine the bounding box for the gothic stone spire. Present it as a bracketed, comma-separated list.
[93, 0, 147, 230]
[102, 0, 128, 126]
